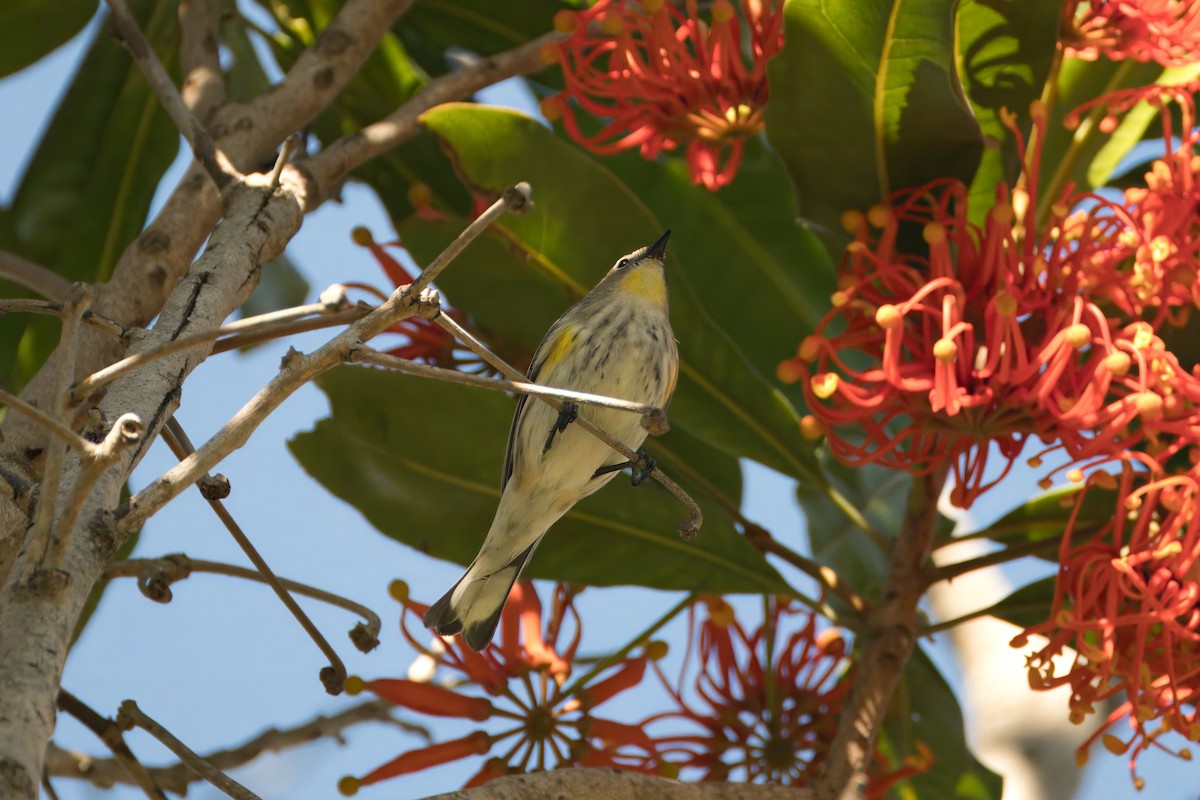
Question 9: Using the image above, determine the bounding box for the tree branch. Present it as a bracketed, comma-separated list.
[56, 690, 167, 800]
[177, 0, 225, 117]
[47, 700, 402, 795]
[104, 0, 239, 188]
[0, 250, 72, 301]
[423, 769, 809, 800]
[813, 466, 949, 800]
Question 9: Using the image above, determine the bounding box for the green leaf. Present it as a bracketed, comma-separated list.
[983, 576, 1054, 631]
[5, 0, 180, 390]
[601, 140, 836, 405]
[0, 0, 96, 79]
[397, 0, 567, 79]
[796, 456, 906, 612]
[1087, 63, 1200, 188]
[955, 0, 1060, 221]
[765, 0, 983, 244]
[290, 367, 787, 594]
[412, 103, 822, 482]
[972, 484, 1115, 554]
[884, 646, 1003, 799]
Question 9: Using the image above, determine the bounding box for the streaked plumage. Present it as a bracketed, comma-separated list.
[424, 231, 679, 649]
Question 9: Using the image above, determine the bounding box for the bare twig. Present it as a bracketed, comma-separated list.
[47, 413, 143, 566]
[306, 32, 562, 204]
[70, 286, 351, 403]
[435, 313, 703, 540]
[177, 0, 225, 116]
[46, 700, 406, 794]
[116, 701, 260, 800]
[27, 287, 92, 566]
[160, 420, 351, 693]
[211, 305, 370, 353]
[120, 186, 532, 532]
[106, 553, 381, 652]
[351, 349, 663, 416]
[742, 524, 868, 617]
[0, 250, 72, 301]
[814, 466, 949, 800]
[0, 389, 90, 455]
[56, 690, 167, 800]
[104, 0, 239, 188]
[924, 537, 1060, 585]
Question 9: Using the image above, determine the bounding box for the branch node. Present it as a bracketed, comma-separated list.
[21, 568, 70, 600]
[319, 666, 345, 696]
[198, 473, 231, 501]
[319, 283, 351, 311]
[349, 622, 381, 654]
[501, 182, 533, 213]
[641, 408, 670, 436]
[280, 346, 305, 370]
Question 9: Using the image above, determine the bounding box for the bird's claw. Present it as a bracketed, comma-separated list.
[543, 401, 579, 453]
[590, 448, 656, 487]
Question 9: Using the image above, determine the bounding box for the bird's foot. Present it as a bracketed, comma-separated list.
[543, 401, 579, 453]
[591, 449, 656, 486]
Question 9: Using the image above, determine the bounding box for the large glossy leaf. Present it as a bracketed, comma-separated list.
[1087, 63, 1200, 188]
[765, 0, 983, 244]
[971, 484, 1115, 555]
[290, 367, 787, 594]
[884, 646, 1003, 799]
[983, 576, 1054, 631]
[601, 141, 836, 407]
[412, 104, 822, 483]
[796, 456, 906, 614]
[5, 0, 180, 390]
[0, 0, 96, 79]
[955, 0, 1060, 221]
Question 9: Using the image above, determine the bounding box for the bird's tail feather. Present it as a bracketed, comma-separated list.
[423, 540, 540, 651]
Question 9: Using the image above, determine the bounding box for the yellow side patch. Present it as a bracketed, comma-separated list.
[620, 265, 667, 307]
[539, 324, 578, 373]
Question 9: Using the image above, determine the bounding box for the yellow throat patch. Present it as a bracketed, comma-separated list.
[620, 265, 667, 307]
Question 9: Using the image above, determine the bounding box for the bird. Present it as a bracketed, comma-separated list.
[424, 230, 679, 650]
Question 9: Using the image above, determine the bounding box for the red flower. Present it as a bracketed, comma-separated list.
[1063, 0, 1200, 66]
[643, 597, 931, 793]
[338, 581, 661, 794]
[547, 0, 784, 190]
[1014, 464, 1200, 788]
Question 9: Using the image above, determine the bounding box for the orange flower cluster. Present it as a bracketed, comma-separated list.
[1063, 0, 1200, 65]
[546, 0, 783, 190]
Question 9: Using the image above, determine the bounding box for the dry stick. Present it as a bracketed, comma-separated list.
[46, 700, 401, 795]
[160, 420, 351, 693]
[177, 0, 225, 116]
[210, 305, 371, 354]
[71, 286, 351, 403]
[47, 413, 144, 568]
[813, 465, 949, 800]
[742, 524, 868, 617]
[118, 185, 533, 534]
[306, 31, 563, 202]
[56, 690, 167, 800]
[924, 536, 1061, 585]
[116, 701, 261, 800]
[104, 0, 238, 188]
[0, 299, 132, 340]
[106, 553, 381, 652]
[27, 288, 92, 566]
[435, 313, 704, 539]
[0, 388, 90, 455]
[0, 248, 72, 301]
[352, 349, 663, 416]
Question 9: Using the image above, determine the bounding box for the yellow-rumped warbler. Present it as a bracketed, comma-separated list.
[424, 231, 679, 650]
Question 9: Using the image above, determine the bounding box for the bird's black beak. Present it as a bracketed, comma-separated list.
[645, 230, 671, 261]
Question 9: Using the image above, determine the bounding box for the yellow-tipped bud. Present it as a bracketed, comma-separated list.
[338, 776, 361, 796]
[389, 579, 410, 602]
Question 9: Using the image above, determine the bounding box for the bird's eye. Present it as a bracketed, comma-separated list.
[616, 258, 631, 269]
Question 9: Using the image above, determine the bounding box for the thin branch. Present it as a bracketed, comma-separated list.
[119, 185, 532, 533]
[210, 305, 370, 353]
[924, 537, 1060, 585]
[160, 420, 350, 693]
[814, 465, 949, 800]
[742, 524, 868, 617]
[105, 553, 381, 652]
[56, 690, 167, 800]
[0, 299, 131, 341]
[71, 286, 351, 403]
[352, 349, 663, 416]
[116, 701, 260, 800]
[0, 388, 90, 455]
[435, 313, 703, 539]
[177, 0, 225, 116]
[404, 183, 532, 301]
[47, 700, 408, 795]
[104, 0, 239, 188]
[28, 287, 92, 565]
[0, 249, 72, 301]
[306, 32, 563, 204]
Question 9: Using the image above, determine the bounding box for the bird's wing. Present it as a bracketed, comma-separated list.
[501, 316, 577, 490]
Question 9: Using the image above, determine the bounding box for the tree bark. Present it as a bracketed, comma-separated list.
[424, 770, 810, 800]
